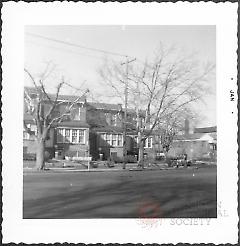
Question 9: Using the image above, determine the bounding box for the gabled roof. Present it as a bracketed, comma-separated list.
[24, 87, 86, 103]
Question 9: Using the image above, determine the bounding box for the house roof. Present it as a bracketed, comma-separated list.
[24, 87, 86, 103]
[194, 126, 217, 133]
[88, 102, 122, 111]
[54, 121, 90, 128]
[174, 133, 204, 141]
[91, 126, 124, 133]
[174, 132, 217, 142]
[122, 108, 146, 117]
[88, 102, 145, 116]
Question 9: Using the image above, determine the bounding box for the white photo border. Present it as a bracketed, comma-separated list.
[2, 2, 238, 244]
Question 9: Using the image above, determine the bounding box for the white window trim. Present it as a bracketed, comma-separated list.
[57, 127, 86, 144]
[144, 137, 153, 148]
[99, 132, 123, 147]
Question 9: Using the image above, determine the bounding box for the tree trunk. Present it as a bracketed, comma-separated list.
[36, 138, 45, 170]
[163, 149, 171, 167]
[138, 138, 144, 169]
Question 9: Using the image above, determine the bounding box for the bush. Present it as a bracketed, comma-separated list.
[65, 150, 77, 158]
[90, 161, 98, 168]
[125, 155, 137, 163]
[165, 156, 177, 167]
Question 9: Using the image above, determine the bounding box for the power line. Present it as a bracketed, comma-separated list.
[26, 32, 132, 59]
[26, 40, 104, 61]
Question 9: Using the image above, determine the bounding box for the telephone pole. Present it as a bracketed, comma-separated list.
[121, 56, 136, 169]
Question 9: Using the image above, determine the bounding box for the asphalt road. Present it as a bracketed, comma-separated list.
[23, 166, 217, 218]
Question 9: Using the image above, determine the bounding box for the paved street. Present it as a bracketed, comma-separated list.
[23, 166, 217, 219]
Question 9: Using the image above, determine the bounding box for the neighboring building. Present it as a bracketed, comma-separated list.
[23, 87, 217, 161]
[168, 120, 217, 160]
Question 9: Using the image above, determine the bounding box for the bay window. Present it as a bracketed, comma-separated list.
[99, 133, 123, 147]
[57, 128, 86, 144]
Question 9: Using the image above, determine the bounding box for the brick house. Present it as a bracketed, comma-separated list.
[23, 87, 90, 159]
[23, 87, 217, 161]
[23, 87, 139, 160]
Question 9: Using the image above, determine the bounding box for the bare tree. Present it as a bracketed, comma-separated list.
[24, 65, 89, 170]
[99, 44, 215, 168]
[156, 110, 197, 157]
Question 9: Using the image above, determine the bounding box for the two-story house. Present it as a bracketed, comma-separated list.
[24, 87, 216, 162]
[23, 87, 90, 159]
[23, 87, 139, 161]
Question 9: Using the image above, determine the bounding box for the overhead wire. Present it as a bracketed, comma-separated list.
[25, 39, 105, 61]
[25, 32, 147, 66]
[25, 32, 133, 59]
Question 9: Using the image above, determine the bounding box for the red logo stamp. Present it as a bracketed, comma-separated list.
[136, 199, 163, 228]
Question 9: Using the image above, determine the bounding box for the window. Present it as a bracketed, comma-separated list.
[72, 129, 78, 143]
[78, 130, 85, 144]
[99, 133, 106, 146]
[23, 124, 37, 140]
[144, 137, 152, 148]
[57, 128, 64, 142]
[111, 114, 117, 126]
[65, 129, 71, 142]
[148, 137, 152, 148]
[112, 134, 117, 146]
[106, 134, 111, 145]
[117, 134, 123, 146]
[57, 128, 86, 144]
[98, 133, 123, 147]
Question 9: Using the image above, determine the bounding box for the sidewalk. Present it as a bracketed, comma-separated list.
[23, 164, 177, 173]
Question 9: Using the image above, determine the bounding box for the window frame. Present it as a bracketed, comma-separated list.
[56, 128, 86, 144]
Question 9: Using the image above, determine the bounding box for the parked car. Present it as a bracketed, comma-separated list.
[166, 155, 192, 167]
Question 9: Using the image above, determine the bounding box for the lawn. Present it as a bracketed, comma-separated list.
[23, 166, 217, 218]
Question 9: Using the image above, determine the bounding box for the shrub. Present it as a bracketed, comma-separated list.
[65, 150, 77, 158]
[90, 161, 98, 168]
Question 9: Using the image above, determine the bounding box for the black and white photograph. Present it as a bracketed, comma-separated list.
[2, 2, 238, 244]
[23, 25, 217, 219]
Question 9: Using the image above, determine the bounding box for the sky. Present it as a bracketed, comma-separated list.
[24, 25, 216, 127]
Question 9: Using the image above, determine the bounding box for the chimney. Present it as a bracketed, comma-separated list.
[184, 119, 189, 135]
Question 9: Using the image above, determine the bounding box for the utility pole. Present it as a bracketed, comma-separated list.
[121, 56, 136, 169]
